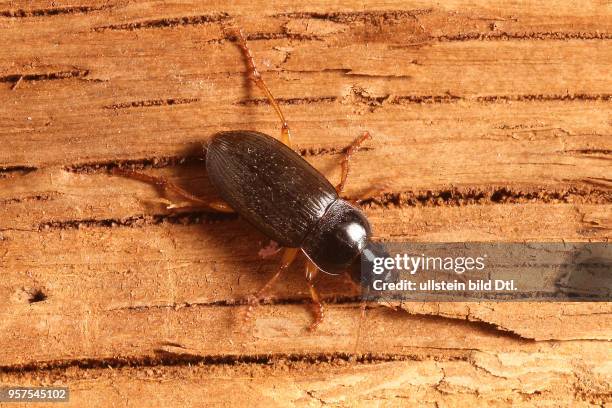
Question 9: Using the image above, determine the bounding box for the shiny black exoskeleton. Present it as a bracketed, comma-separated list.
[206, 130, 374, 280]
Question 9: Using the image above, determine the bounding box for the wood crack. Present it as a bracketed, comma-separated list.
[476, 93, 612, 103]
[563, 149, 611, 156]
[92, 12, 230, 31]
[436, 31, 612, 41]
[236, 96, 338, 106]
[0, 5, 111, 18]
[234, 93, 612, 107]
[103, 98, 200, 110]
[0, 194, 55, 205]
[0, 165, 37, 177]
[0, 351, 453, 376]
[64, 156, 204, 173]
[0, 69, 90, 86]
[274, 9, 434, 23]
[37, 212, 237, 231]
[106, 295, 363, 312]
[244, 32, 324, 41]
[359, 186, 612, 208]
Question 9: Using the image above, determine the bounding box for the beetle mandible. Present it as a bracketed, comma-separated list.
[113, 28, 386, 330]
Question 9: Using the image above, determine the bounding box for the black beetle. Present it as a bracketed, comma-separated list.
[113, 28, 388, 330]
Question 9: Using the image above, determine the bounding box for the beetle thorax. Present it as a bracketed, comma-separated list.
[301, 199, 371, 275]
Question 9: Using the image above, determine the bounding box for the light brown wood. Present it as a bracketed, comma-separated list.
[0, 0, 610, 406]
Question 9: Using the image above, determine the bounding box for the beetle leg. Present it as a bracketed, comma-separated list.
[111, 168, 234, 213]
[244, 247, 299, 320]
[226, 27, 293, 147]
[336, 131, 372, 194]
[305, 260, 324, 331]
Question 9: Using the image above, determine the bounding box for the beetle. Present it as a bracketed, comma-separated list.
[113, 28, 388, 330]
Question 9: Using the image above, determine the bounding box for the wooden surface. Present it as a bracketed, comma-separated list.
[1, 1, 611, 406]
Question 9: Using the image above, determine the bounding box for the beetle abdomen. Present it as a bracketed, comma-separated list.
[206, 131, 338, 247]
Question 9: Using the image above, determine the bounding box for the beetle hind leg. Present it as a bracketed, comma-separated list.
[225, 27, 293, 148]
[111, 168, 234, 213]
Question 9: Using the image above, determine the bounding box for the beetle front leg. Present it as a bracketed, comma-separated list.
[226, 27, 293, 148]
[336, 131, 372, 194]
[305, 260, 324, 331]
[111, 168, 234, 213]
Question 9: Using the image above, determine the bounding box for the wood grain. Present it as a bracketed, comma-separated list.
[0, 0, 610, 406]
